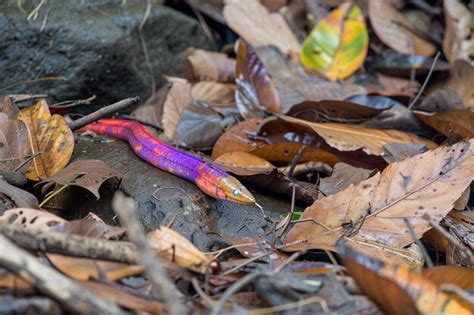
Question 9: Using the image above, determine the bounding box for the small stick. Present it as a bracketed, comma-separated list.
[112, 192, 184, 315]
[287, 145, 307, 178]
[404, 218, 433, 267]
[407, 52, 440, 110]
[0, 235, 126, 315]
[0, 223, 138, 264]
[68, 97, 140, 130]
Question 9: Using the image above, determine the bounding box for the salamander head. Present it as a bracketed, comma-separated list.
[219, 175, 256, 205]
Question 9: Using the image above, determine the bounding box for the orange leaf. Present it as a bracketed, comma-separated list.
[19, 99, 74, 181]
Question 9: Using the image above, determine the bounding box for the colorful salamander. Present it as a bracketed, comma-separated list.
[81, 119, 256, 204]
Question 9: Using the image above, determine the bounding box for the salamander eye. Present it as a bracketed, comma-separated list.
[232, 189, 240, 196]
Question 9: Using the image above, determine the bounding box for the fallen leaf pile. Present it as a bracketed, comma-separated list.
[0, 0, 473, 314]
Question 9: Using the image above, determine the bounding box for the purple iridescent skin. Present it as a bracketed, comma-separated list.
[81, 119, 255, 204]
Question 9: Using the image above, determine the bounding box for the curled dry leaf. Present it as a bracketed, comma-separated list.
[283, 139, 474, 266]
[223, 0, 300, 58]
[422, 265, 474, 290]
[368, 0, 435, 56]
[46, 253, 143, 281]
[222, 235, 288, 262]
[183, 47, 235, 83]
[300, 3, 368, 80]
[417, 89, 464, 112]
[214, 151, 275, 176]
[0, 208, 67, 231]
[191, 81, 236, 105]
[132, 83, 171, 128]
[162, 79, 193, 140]
[443, 0, 474, 65]
[18, 99, 74, 181]
[148, 226, 216, 274]
[0, 98, 31, 172]
[339, 245, 471, 315]
[37, 159, 122, 200]
[212, 118, 262, 159]
[414, 109, 474, 139]
[277, 115, 436, 156]
[441, 60, 474, 109]
[0, 177, 38, 210]
[63, 212, 127, 240]
[235, 40, 280, 117]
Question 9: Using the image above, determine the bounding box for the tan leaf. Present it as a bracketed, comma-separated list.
[46, 253, 143, 281]
[443, 0, 474, 65]
[0, 208, 67, 231]
[223, 0, 300, 58]
[0, 97, 31, 172]
[37, 159, 122, 200]
[414, 109, 474, 139]
[191, 81, 235, 105]
[368, 0, 435, 56]
[214, 151, 275, 176]
[162, 80, 193, 140]
[19, 99, 74, 181]
[212, 118, 262, 159]
[148, 226, 216, 273]
[283, 140, 474, 266]
[280, 115, 436, 156]
[183, 47, 235, 82]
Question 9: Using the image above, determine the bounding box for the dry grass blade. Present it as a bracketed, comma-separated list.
[283, 139, 474, 265]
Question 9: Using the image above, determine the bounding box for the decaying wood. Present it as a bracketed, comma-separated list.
[0, 223, 138, 264]
[112, 191, 185, 315]
[0, 235, 126, 315]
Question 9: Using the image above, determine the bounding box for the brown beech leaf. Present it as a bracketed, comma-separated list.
[212, 118, 262, 159]
[223, 0, 300, 58]
[0, 208, 67, 231]
[191, 81, 236, 105]
[162, 78, 193, 140]
[414, 109, 474, 139]
[46, 253, 143, 281]
[0, 177, 38, 210]
[368, 0, 435, 56]
[183, 47, 235, 83]
[423, 266, 474, 290]
[0, 98, 31, 172]
[283, 140, 474, 265]
[148, 226, 216, 274]
[339, 244, 471, 315]
[214, 151, 275, 176]
[37, 159, 121, 200]
[443, 0, 474, 65]
[235, 40, 280, 117]
[19, 99, 74, 181]
[279, 115, 436, 156]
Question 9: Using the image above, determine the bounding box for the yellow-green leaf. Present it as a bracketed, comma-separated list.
[300, 3, 368, 80]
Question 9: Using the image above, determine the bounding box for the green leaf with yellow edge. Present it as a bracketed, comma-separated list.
[19, 99, 74, 181]
[300, 3, 368, 80]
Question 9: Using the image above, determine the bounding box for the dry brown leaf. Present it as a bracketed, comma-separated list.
[0, 98, 32, 172]
[162, 79, 193, 140]
[414, 109, 474, 139]
[423, 265, 474, 290]
[0, 177, 38, 209]
[214, 151, 275, 176]
[19, 99, 74, 181]
[283, 139, 474, 265]
[46, 253, 143, 281]
[340, 245, 471, 314]
[443, 0, 474, 65]
[223, 0, 300, 58]
[368, 0, 435, 56]
[63, 212, 127, 240]
[0, 208, 67, 231]
[37, 159, 122, 200]
[191, 81, 236, 105]
[318, 163, 375, 197]
[280, 115, 436, 156]
[212, 118, 262, 159]
[148, 226, 216, 274]
[442, 60, 474, 109]
[132, 83, 171, 128]
[183, 47, 235, 82]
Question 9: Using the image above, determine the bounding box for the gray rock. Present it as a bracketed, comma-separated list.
[69, 137, 291, 251]
[0, 0, 212, 105]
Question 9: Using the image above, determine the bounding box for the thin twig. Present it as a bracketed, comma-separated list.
[112, 192, 184, 315]
[407, 51, 441, 110]
[404, 218, 433, 267]
[287, 145, 307, 178]
[68, 97, 140, 130]
[249, 295, 332, 315]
